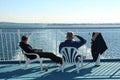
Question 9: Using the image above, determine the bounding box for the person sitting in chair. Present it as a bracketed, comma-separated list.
[19, 35, 62, 64]
[59, 31, 86, 60]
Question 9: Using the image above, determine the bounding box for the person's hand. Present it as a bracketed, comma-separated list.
[39, 49, 43, 52]
[34, 49, 43, 53]
[34, 49, 38, 53]
[74, 34, 78, 37]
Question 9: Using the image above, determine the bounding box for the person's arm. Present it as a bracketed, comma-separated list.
[74, 35, 86, 47]
[26, 45, 36, 53]
[76, 35, 86, 42]
[59, 43, 62, 53]
[33, 49, 43, 53]
[19, 42, 36, 53]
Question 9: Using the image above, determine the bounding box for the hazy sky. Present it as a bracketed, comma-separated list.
[0, 0, 120, 23]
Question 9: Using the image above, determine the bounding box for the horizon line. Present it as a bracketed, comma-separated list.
[0, 22, 120, 25]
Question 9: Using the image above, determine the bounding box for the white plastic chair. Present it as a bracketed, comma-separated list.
[60, 47, 83, 73]
[20, 48, 43, 70]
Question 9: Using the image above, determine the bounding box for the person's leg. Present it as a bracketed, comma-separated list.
[37, 52, 62, 64]
[95, 53, 100, 66]
[92, 51, 99, 62]
[26, 55, 36, 60]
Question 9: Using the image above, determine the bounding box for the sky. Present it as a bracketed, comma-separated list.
[0, 0, 120, 23]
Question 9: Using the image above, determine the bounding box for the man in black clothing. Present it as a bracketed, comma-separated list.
[91, 32, 108, 66]
[19, 35, 62, 64]
[91, 32, 108, 62]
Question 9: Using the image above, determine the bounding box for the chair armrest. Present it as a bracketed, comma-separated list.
[24, 53, 40, 58]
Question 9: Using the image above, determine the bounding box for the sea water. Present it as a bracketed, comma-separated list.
[0, 23, 120, 60]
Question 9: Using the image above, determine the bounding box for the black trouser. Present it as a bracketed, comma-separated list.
[26, 52, 62, 64]
[91, 50, 99, 62]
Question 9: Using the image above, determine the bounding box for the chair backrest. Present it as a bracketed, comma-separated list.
[60, 47, 79, 63]
[19, 47, 31, 59]
[19, 47, 26, 55]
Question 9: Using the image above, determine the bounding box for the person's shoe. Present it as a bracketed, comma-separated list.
[94, 65, 100, 67]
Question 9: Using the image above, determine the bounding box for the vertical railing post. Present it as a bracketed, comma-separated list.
[56, 29, 58, 55]
[17, 29, 21, 43]
[17, 29, 21, 64]
[0, 29, 5, 61]
[5, 32, 9, 60]
[9, 32, 13, 61]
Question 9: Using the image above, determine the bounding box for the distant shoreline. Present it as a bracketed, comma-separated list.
[0, 22, 120, 25]
[0, 22, 120, 29]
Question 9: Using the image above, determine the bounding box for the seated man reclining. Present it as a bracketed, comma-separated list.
[19, 35, 62, 65]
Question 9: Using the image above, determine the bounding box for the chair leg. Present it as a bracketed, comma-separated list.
[24, 61, 28, 70]
[61, 64, 65, 72]
[81, 62, 83, 68]
[76, 63, 80, 73]
[81, 56, 83, 68]
[39, 59, 43, 71]
[78, 56, 83, 68]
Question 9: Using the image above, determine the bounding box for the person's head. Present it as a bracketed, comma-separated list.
[21, 35, 28, 43]
[66, 31, 74, 40]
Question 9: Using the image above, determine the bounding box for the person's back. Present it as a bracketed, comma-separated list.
[59, 32, 86, 52]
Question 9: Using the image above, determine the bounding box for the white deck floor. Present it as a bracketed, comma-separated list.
[0, 61, 120, 80]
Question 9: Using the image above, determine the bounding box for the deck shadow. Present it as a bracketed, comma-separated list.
[35, 66, 96, 80]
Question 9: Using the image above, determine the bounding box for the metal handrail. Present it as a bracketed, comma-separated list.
[0, 27, 120, 61]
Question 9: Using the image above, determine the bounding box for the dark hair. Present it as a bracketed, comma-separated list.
[21, 35, 28, 41]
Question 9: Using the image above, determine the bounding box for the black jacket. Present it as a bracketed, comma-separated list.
[91, 32, 108, 61]
[19, 42, 35, 53]
[19, 42, 37, 59]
